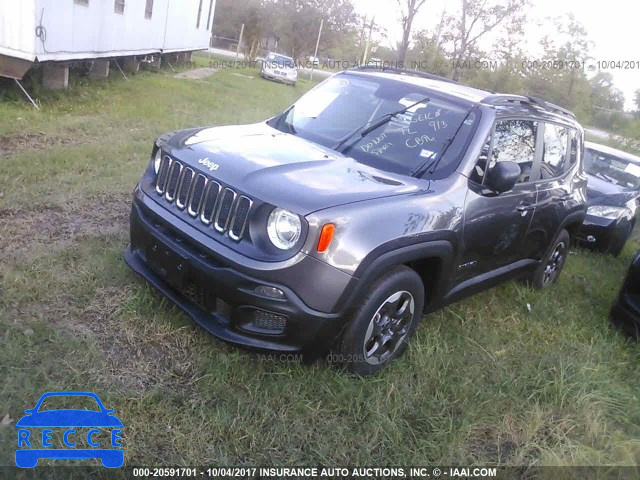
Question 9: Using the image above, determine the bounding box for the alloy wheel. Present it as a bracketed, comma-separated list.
[542, 241, 567, 285]
[363, 290, 415, 365]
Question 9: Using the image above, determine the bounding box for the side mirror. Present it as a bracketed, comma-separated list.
[486, 161, 521, 194]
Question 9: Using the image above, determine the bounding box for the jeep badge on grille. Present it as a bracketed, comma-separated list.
[198, 158, 220, 171]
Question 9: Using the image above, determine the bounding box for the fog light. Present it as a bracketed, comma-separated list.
[587, 235, 596, 243]
[255, 285, 285, 299]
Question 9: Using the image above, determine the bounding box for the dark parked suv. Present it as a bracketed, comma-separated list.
[126, 67, 587, 375]
[577, 141, 640, 256]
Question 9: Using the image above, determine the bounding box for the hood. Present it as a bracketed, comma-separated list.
[586, 173, 639, 206]
[160, 123, 425, 215]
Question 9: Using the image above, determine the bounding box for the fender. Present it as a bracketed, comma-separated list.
[553, 208, 586, 249]
[558, 209, 586, 236]
[332, 237, 455, 314]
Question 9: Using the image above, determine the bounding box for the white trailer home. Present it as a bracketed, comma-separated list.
[0, 0, 216, 88]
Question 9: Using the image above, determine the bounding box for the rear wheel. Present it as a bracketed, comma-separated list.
[529, 229, 570, 289]
[332, 266, 424, 375]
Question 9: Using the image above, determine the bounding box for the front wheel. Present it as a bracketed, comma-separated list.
[332, 266, 425, 376]
[529, 229, 570, 289]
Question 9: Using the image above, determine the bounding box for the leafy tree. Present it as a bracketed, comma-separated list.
[635, 89, 640, 112]
[212, 0, 273, 60]
[590, 72, 625, 111]
[213, 0, 358, 62]
[410, 9, 450, 75]
[522, 15, 594, 120]
[396, 0, 428, 64]
[272, 0, 358, 60]
[443, 0, 530, 81]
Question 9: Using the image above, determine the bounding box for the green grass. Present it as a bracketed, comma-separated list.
[0, 59, 639, 473]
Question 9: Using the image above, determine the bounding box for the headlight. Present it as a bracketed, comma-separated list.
[586, 205, 628, 219]
[267, 208, 302, 250]
[153, 148, 162, 174]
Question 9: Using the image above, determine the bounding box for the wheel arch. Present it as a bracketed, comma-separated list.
[405, 256, 445, 312]
[335, 240, 455, 315]
[557, 210, 586, 244]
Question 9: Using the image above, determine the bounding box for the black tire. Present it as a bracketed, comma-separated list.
[331, 266, 425, 376]
[607, 222, 632, 257]
[529, 229, 570, 289]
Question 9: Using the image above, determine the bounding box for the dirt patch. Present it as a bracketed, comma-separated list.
[82, 285, 202, 394]
[0, 130, 94, 157]
[0, 192, 131, 262]
[174, 68, 218, 80]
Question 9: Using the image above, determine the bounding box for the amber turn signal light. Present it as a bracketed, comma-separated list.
[317, 223, 336, 253]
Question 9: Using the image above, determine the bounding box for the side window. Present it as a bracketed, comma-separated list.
[114, 0, 125, 14]
[540, 123, 569, 179]
[196, 0, 204, 28]
[487, 120, 538, 184]
[568, 129, 580, 168]
[145, 0, 153, 19]
[207, 0, 214, 31]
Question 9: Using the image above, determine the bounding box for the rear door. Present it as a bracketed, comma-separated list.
[527, 123, 584, 259]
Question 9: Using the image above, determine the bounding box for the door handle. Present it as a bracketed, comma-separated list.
[516, 204, 535, 212]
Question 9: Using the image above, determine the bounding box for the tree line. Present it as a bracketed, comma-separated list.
[212, 0, 640, 144]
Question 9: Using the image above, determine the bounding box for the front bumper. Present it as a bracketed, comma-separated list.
[261, 71, 296, 84]
[125, 191, 349, 354]
[576, 215, 618, 249]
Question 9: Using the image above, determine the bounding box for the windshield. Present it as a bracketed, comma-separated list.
[38, 395, 101, 412]
[270, 73, 474, 176]
[266, 53, 295, 68]
[584, 148, 640, 189]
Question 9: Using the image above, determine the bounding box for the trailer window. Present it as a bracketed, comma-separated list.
[145, 0, 153, 19]
[207, 0, 214, 30]
[114, 0, 125, 14]
[196, 0, 204, 28]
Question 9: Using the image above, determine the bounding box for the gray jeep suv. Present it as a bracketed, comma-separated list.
[125, 67, 587, 375]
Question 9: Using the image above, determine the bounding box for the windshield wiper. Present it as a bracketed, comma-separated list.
[333, 96, 430, 152]
[411, 136, 454, 177]
[595, 171, 617, 184]
[411, 109, 474, 177]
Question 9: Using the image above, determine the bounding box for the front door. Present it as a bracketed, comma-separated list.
[457, 119, 541, 283]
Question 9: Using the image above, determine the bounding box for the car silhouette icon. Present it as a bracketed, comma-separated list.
[15, 391, 123, 468]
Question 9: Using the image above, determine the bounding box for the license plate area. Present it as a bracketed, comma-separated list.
[146, 241, 189, 290]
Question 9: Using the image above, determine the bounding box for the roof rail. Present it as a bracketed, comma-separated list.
[482, 94, 576, 119]
[350, 65, 460, 85]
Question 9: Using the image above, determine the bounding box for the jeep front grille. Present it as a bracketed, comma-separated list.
[154, 156, 253, 241]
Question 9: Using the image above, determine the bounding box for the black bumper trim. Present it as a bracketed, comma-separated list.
[126, 247, 302, 351]
[125, 198, 347, 354]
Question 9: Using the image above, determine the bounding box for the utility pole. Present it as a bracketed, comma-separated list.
[358, 15, 367, 61]
[236, 23, 245, 58]
[310, 18, 324, 82]
[362, 17, 374, 65]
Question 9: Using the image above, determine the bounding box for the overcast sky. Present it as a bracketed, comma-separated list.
[350, 0, 638, 110]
